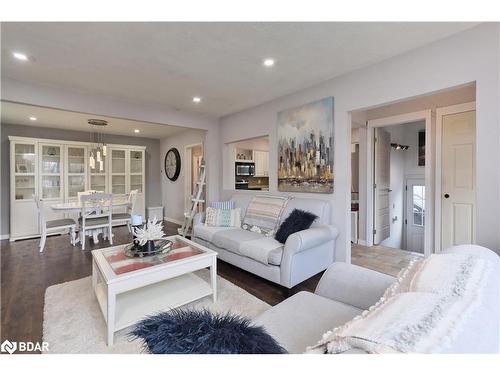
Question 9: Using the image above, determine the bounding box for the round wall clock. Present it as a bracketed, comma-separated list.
[164, 148, 181, 181]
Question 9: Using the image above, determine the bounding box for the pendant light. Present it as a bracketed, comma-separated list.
[88, 119, 108, 169]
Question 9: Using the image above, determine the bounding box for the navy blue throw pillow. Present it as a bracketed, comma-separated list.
[129, 308, 287, 354]
[275, 209, 318, 244]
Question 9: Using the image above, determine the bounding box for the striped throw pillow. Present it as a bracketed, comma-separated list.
[209, 201, 236, 210]
[205, 207, 241, 227]
[242, 195, 290, 237]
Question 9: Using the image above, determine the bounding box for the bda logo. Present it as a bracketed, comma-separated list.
[1, 340, 17, 354]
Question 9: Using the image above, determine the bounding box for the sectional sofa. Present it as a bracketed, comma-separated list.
[254, 244, 500, 354]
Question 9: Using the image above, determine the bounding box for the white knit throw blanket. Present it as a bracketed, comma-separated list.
[307, 254, 488, 354]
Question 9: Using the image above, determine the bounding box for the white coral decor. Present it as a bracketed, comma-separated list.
[132, 217, 166, 245]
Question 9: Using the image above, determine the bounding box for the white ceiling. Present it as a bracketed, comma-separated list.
[1, 22, 478, 117]
[1, 101, 190, 139]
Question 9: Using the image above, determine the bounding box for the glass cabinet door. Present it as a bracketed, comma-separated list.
[111, 149, 126, 194]
[40, 144, 62, 199]
[111, 149, 126, 173]
[129, 150, 144, 193]
[14, 143, 37, 200]
[89, 147, 107, 192]
[67, 146, 87, 198]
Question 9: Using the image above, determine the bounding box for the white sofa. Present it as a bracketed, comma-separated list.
[192, 194, 338, 288]
[254, 245, 500, 354]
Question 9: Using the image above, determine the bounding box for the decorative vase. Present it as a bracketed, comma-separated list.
[142, 240, 155, 253]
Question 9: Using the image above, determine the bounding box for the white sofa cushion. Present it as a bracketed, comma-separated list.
[254, 291, 362, 354]
[211, 228, 263, 255]
[193, 225, 238, 243]
[239, 237, 284, 266]
[279, 197, 331, 226]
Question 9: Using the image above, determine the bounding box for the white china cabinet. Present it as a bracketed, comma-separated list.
[9, 136, 146, 241]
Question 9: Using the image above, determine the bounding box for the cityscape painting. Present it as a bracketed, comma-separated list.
[277, 97, 334, 193]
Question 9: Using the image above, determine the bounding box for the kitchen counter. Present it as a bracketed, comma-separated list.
[247, 186, 269, 191]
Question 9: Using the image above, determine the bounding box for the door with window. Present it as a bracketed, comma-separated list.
[406, 178, 425, 253]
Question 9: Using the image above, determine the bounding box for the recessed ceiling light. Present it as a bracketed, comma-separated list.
[263, 58, 275, 67]
[29, 116, 37, 121]
[134, 129, 140, 133]
[192, 97, 201, 103]
[13, 52, 29, 61]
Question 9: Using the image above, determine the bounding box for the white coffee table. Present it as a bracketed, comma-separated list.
[91, 235, 217, 345]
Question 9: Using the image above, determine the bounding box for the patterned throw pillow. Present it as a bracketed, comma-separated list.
[242, 195, 290, 237]
[205, 207, 241, 227]
[209, 201, 235, 210]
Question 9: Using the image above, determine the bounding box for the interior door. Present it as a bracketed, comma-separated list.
[406, 178, 425, 253]
[441, 110, 476, 250]
[373, 128, 391, 245]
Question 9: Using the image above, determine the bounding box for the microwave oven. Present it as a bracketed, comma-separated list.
[235, 162, 255, 176]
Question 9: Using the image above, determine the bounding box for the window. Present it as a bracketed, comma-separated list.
[412, 185, 425, 226]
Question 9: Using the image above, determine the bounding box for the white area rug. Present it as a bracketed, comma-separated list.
[43, 270, 270, 354]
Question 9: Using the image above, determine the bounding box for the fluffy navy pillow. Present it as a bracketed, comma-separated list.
[275, 209, 318, 244]
[129, 309, 287, 354]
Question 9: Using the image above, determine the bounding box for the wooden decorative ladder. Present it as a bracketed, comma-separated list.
[178, 159, 206, 237]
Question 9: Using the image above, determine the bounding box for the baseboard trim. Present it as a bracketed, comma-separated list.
[0, 234, 10, 240]
[164, 217, 183, 225]
[356, 239, 367, 246]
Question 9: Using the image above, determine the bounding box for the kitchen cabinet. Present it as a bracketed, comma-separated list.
[254, 150, 269, 177]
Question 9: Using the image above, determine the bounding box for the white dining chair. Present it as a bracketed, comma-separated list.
[77, 190, 103, 203]
[34, 195, 77, 253]
[111, 189, 138, 232]
[79, 192, 113, 250]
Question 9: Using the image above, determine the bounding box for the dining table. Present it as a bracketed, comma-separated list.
[51, 197, 131, 245]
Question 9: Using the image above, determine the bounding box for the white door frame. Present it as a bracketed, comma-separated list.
[184, 143, 204, 212]
[366, 110, 433, 257]
[434, 102, 476, 253]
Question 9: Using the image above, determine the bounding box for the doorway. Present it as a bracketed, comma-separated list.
[350, 84, 477, 275]
[371, 120, 428, 254]
[184, 143, 204, 213]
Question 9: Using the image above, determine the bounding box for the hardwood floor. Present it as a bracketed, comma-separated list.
[0, 221, 320, 349]
[1, 223, 417, 350]
[351, 243, 423, 277]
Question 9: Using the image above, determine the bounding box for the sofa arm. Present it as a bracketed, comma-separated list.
[284, 225, 339, 255]
[193, 212, 205, 226]
[315, 262, 395, 310]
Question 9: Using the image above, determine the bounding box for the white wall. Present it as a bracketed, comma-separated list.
[160, 129, 206, 223]
[233, 136, 269, 151]
[402, 122, 426, 178]
[220, 24, 500, 261]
